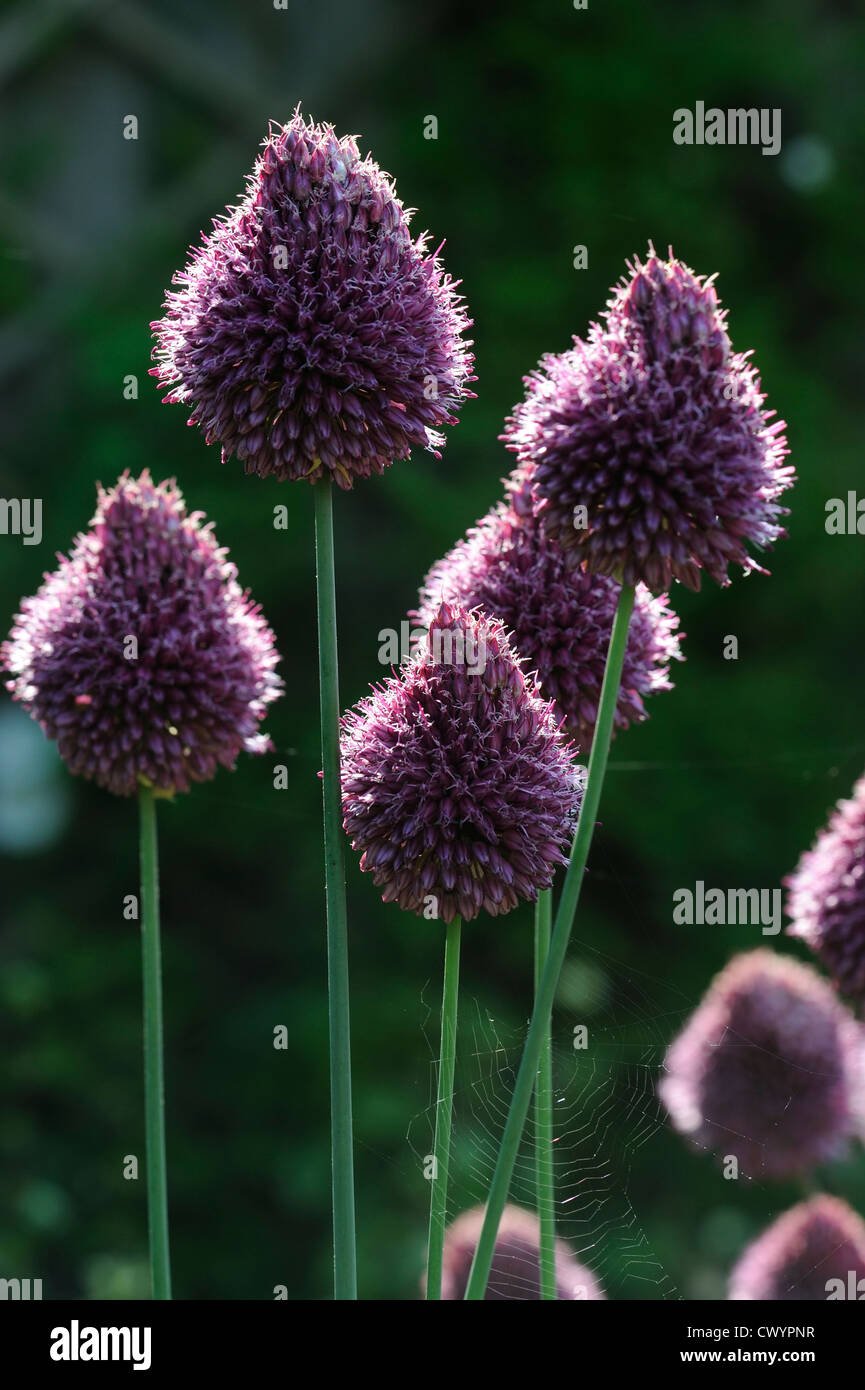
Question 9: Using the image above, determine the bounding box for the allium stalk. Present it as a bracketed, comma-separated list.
[533, 888, 556, 1300]
[139, 786, 171, 1299]
[464, 583, 636, 1299]
[426, 916, 461, 1300]
[314, 476, 356, 1300]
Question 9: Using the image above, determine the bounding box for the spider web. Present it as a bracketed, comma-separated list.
[407, 932, 683, 1300]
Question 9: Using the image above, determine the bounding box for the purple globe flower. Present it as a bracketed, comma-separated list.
[340, 601, 580, 923]
[2, 471, 282, 797]
[503, 247, 793, 591]
[151, 110, 474, 488]
[730, 1195, 865, 1301]
[786, 775, 865, 1004]
[414, 463, 683, 746]
[437, 1204, 604, 1300]
[658, 950, 863, 1178]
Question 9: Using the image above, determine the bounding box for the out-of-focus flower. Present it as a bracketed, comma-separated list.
[2, 471, 282, 797]
[503, 247, 792, 591]
[151, 110, 474, 488]
[786, 774, 865, 1004]
[434, 1204, 603, 1300]
[658, 949, 863, 1178]
[340, 601, 580, 923]
[415, 463, 682, 745]
[729, 1195, 865, 1300]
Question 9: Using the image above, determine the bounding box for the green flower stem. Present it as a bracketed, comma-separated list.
[426, 915, 462, 1300]
[138, 785, 172, 1301]
[534, 887, 556, 1299]
[313, 475, 357, 1301]
[464, 583, 636, 1300]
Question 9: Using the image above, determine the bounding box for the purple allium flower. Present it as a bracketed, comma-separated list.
[786, 775, 865, 1005]
[436, 1204, 604, 1300]
[151, 110, 474, 488]
[414, 463, 683, 746]
[2, 471, 282, 798]
[340, 601, 580, 923]
[502, 247, 793, 592]
[658, 950, 863, 1178]
[729, 1195, 865, 1301]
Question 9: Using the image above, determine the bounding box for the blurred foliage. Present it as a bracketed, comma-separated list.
[1, 0, 864, 1300]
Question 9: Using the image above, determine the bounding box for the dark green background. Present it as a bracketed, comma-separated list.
[1, 0, 863, 1299]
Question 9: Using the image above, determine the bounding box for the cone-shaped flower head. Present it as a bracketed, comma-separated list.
[415, 463, 683, 746]
[2, 472, 282, 797]
[729, 1195, 865, 1300]
[658, 950, 863, 1178]
[437, 1204, 604, 1300]
[340, 602, 580, 923]
[786, 775, 865, 1004]
[503, 247, 792, 591]
[151, 110, 474, 488]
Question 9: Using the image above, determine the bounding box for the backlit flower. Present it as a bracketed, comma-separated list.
[503, 247, 792, 591]
[415, 464, 682, 745]
[151, 111, 474, 488]
[2, 472, 282, 797]
[340, 602, 580, 923]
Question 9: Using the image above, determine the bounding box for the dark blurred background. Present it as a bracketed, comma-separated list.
[1, 0, 864, 1300]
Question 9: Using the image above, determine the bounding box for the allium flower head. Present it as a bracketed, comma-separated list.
[658, 950, 863, 1178]
[151, 110, 474, 488]
[414, 463, 683, 746]
[437, 1204, 603, 1300]
[340, 602, 580, 923]
[730, 1195, 865, 1301]
[503, 246, 792, 591]
[2, 471, 282, 797]
[786, 775, 865, 1004]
